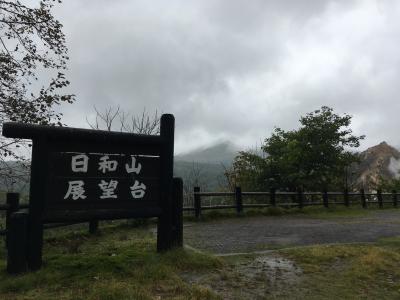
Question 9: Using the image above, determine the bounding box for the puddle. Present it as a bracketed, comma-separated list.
[182, 254, 302, 299]
[237, 255, 302, 286]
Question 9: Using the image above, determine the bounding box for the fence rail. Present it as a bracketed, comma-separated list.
[3, 188, 399, 228]
[0, 193, 98, 237]
[187, 187, 399, 218]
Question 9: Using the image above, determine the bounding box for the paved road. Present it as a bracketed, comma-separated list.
[184, 210, 400, 254]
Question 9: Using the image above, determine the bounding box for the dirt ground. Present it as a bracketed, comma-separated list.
[182, 210, 400, 299]
[184, 210, 400, 254]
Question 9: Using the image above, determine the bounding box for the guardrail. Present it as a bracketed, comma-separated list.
[186, 187, 399, 218]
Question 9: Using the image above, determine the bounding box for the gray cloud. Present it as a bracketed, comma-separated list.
[53, 0, 400, 153]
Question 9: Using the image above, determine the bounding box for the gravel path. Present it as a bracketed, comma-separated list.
[184, 210, 400, 254]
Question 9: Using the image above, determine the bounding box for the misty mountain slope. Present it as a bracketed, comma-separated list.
[173, 161, 227, 191]
[174, 142, 239, 190]
[175, 141, 238, 165]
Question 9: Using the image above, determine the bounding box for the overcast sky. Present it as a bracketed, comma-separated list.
[52, 0, 400, 154]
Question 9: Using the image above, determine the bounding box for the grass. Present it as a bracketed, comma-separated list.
[184, 204, 396, 222]
[186, 238, 400, 299]
[0, 222, 223, 300]
[291, 205, 375, 219]
[276, 238, 400, 299]
[2, 210, 400, 298]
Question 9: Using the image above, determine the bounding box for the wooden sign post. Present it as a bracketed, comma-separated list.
[3, 114, 181, 272]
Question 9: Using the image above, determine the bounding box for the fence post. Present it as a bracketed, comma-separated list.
[392, 190, 398, 208]
[235, 186, 243, 214]
[322, 189, 329, 208]
[344, 188, 349, 207]
[361, 188, 367, 208]
[7, 211, 28, 274]
[194, 187, 201, 219]
[89, 220, 99, 234]
[297, 188, 304, 209]
[6, 193, 20, 247]
[270, 188, 276, 207]
[171, 177, 183, 248]
[377, 189, 383, 209]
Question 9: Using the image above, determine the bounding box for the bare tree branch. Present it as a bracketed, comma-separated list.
[87, 106, 160, 135]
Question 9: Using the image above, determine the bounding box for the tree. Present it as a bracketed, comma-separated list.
[87, 106, 160, 135]
[181, 162, 208, 207]
[224, 150, 268, 191]
[231, 107, 364, 191]
[378, 176, 400, 193]
[0, 1, 74, 191]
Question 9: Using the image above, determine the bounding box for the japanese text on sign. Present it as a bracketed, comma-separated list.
[64, 155, 146, 200]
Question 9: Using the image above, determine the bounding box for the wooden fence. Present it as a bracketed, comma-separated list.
[4, 188, 398, 226]
[186, 187, 399, 218]
[0, 193, 99, 238]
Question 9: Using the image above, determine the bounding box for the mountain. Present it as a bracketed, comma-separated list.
[352, 142, 400, 189]
[173, 161, 227, 191]
[175, 141, 238, 165]
[174, 142, 239, 191]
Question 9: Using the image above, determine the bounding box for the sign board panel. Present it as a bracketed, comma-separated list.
[43, 152, 161, 221]
[2, 114, 180, 271]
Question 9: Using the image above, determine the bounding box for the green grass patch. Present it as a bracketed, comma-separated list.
[278, 238, 400, 299]
[184, 205, 398, 222]
[184, 206, 295, 222]
[293, 205, 374, 219]
[0, 223, 223, 299]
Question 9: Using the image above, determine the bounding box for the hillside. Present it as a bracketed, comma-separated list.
[175, 141, 238, 165]
[174, 161, 227, 191]
[174, 141, 239, 191]
[352, 142, 400, 189]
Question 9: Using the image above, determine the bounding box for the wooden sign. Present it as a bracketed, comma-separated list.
[44, 152, 161, 221]
[2, 114, 182, 272]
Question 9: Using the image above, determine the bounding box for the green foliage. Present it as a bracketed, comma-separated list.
[230, 106, 364, 191]
[228, 150, 268, 191]
[0, 0, 74, 128]
[0, 0, 75, 180]
[378, 177, 400, 192]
